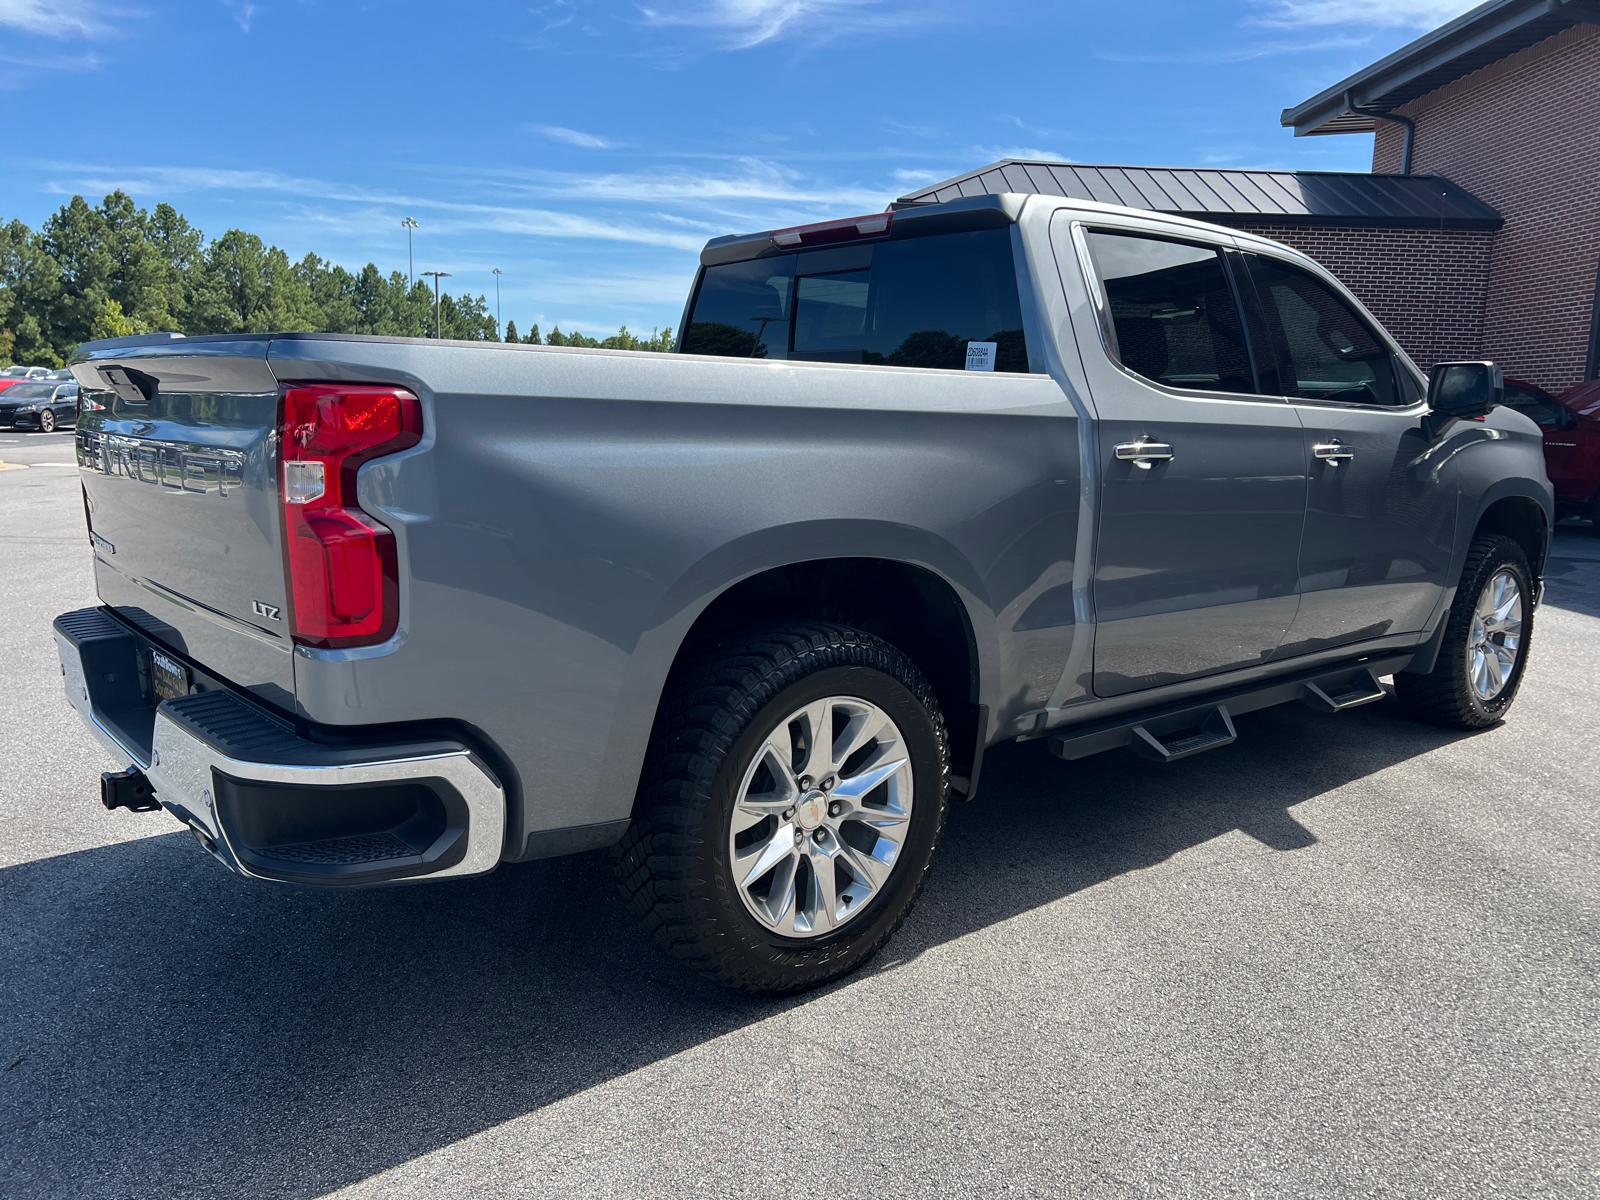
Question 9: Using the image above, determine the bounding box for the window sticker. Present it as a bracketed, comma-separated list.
[965, 341, 997, 372]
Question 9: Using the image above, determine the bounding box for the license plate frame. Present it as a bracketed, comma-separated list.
[148, 649, 191, 705]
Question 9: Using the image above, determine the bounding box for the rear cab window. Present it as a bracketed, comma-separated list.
[682, 227, 1032, 373]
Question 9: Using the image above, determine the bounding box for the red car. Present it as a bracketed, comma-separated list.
[1502, 377, 1600, 528]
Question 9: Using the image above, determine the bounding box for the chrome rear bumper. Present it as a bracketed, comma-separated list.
[54, 607, 505, 886]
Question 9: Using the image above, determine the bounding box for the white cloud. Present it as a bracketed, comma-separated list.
[0, 0, 111, 38]
[967, 146, 1072, 164]
[485, 157, 888, 208]
[1097, 35, 1367, 64]
[1251, 0, 1474, 28]
[224, 0, 255, 32]
[638, 0, 930, 50]
[35, 161, 713, 250]
[528, 125, 617, 149]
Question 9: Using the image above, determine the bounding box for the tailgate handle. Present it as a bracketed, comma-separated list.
[98, 366, 157, 405]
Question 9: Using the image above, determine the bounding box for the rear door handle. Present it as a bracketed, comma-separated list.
[1313, 441, 1355, 466]
[1114, 440, 1174, 470]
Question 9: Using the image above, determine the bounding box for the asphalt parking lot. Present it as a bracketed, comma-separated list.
[2, 428, 1596, 1199]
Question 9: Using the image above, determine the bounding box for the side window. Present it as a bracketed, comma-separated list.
[681, 256, 797, 359]
[1502, 385, 1567, 427]
[1084, 231, 1255, 395]
[1245, 254, 1403, 407]
[682, 228, 1032, 372]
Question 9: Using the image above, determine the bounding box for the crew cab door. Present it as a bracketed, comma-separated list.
[1236, 251, 1456, 655]
[1063, 223, 1307, 698]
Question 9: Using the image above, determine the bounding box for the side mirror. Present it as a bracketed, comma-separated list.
[1428, 361, 1503, 419]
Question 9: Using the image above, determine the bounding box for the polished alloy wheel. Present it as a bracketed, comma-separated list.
[1467, 569, 1523, 701]
[728, 695, 913, 939]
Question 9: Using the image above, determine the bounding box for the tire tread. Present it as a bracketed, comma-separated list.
[1395, 533, 1533, 728]
[615, 621, 948, 994]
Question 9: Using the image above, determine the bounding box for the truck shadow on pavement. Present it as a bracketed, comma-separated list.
[0, 697, 1477, 1199]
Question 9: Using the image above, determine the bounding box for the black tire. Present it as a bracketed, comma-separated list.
[1587, 491, 1600, 536]
[616, 622, 949, 994]
[1394, 534, 1534, 728]
[37, 409, 55, 433]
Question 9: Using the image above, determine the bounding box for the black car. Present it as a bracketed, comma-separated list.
[0, 381, 80, 431]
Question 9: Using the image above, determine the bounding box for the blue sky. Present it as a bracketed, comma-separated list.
[1, 0, 1474, 338]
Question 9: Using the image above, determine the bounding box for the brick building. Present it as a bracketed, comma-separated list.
[898, 2, 1599, 396]
[1283, 0, 1600, 394]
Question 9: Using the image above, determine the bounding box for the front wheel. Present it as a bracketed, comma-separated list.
[1394, 534, 1534, 728]
[616, 623, 949, 994]
[38, 409, 56, 433]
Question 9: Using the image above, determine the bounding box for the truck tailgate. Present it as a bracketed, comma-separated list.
[71, 340, 296, 711]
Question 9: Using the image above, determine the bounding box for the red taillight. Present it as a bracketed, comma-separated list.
[277, 383, 422, 648]
[769, 211, 892, 249]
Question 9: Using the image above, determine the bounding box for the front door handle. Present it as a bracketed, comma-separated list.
[1313, 441, 1355, 466]
[1114, 440, 1175, 470]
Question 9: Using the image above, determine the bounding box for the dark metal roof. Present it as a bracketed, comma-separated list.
[1283, 0, 1600, 136]
[893, 161, 1503, 231]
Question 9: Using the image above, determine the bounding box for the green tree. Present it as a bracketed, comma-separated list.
[296, 254, 362, 333]
[201, 231, 318, 333]
[0, 218, 65, 366]
[437, 291, 497, 340]
[150, 202, 212, 331]
[598, 325, 676, 352]
[97, 190, 171, 330]
[0, 192, 685, 362]
[91, 297, 137, 340]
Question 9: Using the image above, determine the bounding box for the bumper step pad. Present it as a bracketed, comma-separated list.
[55, 607, 506, 887]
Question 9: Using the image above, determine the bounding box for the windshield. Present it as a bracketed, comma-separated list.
[3, 383, 56, 399]
[1, 366, 36, 377]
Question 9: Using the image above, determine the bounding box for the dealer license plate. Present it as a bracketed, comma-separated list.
[149, 649, 191, 704]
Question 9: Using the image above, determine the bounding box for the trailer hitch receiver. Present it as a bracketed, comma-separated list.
[101, 768, 159, 812]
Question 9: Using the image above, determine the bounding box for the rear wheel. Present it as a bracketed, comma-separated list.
[616, 622, 949, 994]
[1394, 534, 1533, 728]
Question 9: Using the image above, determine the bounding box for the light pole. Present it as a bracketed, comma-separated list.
[401, 217, 419, 286]
[420, 271, 451, 338]
[492, 268, 502, 339]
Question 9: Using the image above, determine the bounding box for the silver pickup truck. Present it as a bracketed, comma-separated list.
[56, 192, 1551, 993]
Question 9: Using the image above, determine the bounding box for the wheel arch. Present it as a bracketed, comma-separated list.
[589, 520, 998, 831]
[1471, 488, 1551, 579]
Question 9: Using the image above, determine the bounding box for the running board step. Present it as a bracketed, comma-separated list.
[1044, 652, 1414, 764]
[1129, 705, 1237, 763]
[1301, 668, 1387, 713]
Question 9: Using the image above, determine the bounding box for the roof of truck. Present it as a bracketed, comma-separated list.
[892, 160, 1503, 231]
